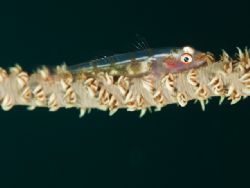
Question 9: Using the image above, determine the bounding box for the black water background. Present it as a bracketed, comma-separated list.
[0, 1, 250, 187]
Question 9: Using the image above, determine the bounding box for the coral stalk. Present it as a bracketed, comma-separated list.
[0, 48, 249, 117]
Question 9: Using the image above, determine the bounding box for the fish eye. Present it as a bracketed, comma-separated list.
[181, 53, 193, 64]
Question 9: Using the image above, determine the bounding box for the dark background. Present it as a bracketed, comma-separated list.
[0, 0, 250, 187]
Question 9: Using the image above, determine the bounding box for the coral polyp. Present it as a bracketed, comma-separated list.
[0, 47, 249, 117]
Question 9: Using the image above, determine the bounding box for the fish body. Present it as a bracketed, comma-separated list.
[69, 46, 208, 77]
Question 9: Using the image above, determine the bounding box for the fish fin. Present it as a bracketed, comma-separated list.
[131, 34, 150, 50]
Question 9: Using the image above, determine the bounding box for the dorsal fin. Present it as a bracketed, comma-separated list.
[132, 34, 150, 50]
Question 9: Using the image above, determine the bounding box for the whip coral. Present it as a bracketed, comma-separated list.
[0, 47, 249, 117]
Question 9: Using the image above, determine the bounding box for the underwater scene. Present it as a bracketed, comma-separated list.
[0, 0, 250, 187]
